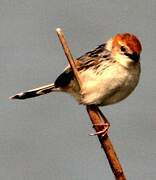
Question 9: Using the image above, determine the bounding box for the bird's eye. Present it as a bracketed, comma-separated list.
[120, 46, 126, 52]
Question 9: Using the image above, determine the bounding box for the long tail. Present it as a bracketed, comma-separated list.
[10, 83, 58, 100]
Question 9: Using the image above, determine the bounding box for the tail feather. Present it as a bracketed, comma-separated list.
[10, 83, 57, 100]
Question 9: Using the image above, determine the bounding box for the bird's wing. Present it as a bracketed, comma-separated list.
[55, 43, 112, 88]
[77, 43, 108, 60]
[76, 43, 111, 70]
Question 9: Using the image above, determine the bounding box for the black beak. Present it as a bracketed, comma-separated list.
[125, 52, 140, 62]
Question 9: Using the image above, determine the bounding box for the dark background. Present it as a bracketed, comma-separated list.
[1, 0, 156, 179]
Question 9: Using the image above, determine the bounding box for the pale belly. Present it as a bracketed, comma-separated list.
[66, 63, 140, 106]
[80, 78, 139, 106]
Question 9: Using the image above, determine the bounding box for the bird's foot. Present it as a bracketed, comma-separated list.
[89, 123, 110, 137]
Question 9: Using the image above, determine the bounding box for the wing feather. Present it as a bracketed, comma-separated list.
[54, 43, 111, 87]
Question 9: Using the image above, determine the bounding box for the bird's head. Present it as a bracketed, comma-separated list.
[107, 33, 142, 67]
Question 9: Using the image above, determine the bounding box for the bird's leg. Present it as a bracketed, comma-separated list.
[87, 105, 110, 137]
[90, 122, 110, 137]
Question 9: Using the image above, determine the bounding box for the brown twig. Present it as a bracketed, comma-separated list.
[87, 105, 126, 180]
[56, 28, 82, 90]
[56, 28, 126, 180]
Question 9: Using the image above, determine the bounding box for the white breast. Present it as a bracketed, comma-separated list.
[78, 62, 140, 106]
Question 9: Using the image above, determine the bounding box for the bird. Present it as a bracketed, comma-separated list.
[10, 33, 142, 107]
